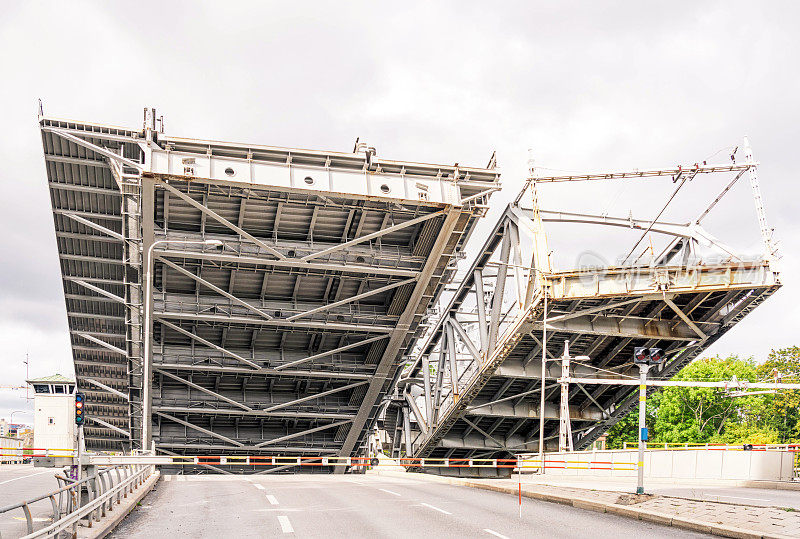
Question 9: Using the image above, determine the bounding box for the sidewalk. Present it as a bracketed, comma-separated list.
[370, 468, 800, 538]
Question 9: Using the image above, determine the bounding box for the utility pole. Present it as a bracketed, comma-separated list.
[632, 347, 663, 495]
[557, 341, 590, 452]
[635, 362, 649, 495]
[24, 354, 30, 402]
[559, 342, 573, 453]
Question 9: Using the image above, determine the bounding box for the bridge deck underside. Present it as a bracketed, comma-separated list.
[40, 117, 498, 466]
[151, 180, 475, 463]
[416, 283, 779, 462]
[42, 120, 142, 450]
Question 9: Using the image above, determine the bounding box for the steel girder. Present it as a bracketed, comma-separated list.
[395, 200, 781, 463]
[39, 112, 499, 466]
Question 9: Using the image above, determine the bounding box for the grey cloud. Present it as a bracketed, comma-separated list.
[1, 0, 798, 420]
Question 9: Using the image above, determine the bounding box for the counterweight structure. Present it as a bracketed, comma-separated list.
[391, 157, 781, 474]
[40, 109, 499, 471]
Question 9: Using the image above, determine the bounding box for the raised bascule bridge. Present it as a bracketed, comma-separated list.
[39, 108, 500, 472]
[388, 151, 782, 476]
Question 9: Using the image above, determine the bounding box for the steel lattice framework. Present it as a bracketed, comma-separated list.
[390, 156, 782, 475]
[40, 109, 499, 472]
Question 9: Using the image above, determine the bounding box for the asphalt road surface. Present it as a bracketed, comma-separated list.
[0, 464, 64, 537]
[111, 473, 708, 538]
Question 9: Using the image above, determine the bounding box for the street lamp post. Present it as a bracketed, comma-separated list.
[141, 238, 222, 451]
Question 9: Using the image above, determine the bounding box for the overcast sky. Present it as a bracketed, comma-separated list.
[1, 1, 798, 424]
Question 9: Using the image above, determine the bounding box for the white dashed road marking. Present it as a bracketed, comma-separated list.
[278, 515, 294, 533]
[378, 488, 401, 496]
[266, 494, 279, 505]
[254, 484, 265, 490]
[420, 502, 451, 515]
[484, 529, 511, 539]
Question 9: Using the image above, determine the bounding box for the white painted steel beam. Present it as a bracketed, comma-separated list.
[67, 279, 126, 304]
[531, 162, 754, 183]
[405, 392, 429, 435]
[467, 400, 603, 420]
[154, 405, 354, 420]
[261, 381, 367, 412]
[158, 180, 286, 260]
[158, 256, 274, 321]
[84, 378, 129, 401]
[335, 208, 464, 468]
[537, 315, 699, 341]
[60, 212, 124, 241]
[156, 248, 419, 278]
[156, 310, 393, 334]
[76, 333, 128, 356]
[301, 211, 443, 262]
[157, 318, 261, 370]
[663, 297, 707, 339]
[155, 368, 254, 411]
[253, 420, 354, 448]
[286, 278, 416, 321]
[275, 335, 388, 370]
[88, 417, 131, 437]
[42, 127, 144, 171]
[449, 318, 483, 365]
[155, 362, 370, 380]
[154, 411, 245, 447]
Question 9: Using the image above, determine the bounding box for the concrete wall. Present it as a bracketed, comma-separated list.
[536, 449, 795, 481]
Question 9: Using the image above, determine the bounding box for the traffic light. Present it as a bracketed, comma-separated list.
[75, 392, 85, 426]
[633, 347, 664, 365]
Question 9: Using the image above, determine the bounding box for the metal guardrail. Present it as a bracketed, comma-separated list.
[0, 464, 155, 538]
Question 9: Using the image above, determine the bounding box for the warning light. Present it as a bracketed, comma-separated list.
[649, 348, 664, 364]
[75, 392, 85, 426]
[633, 347, 665, 365]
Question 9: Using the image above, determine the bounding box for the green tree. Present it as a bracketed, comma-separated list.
[603, 352, 800, 448]
[605, 392, 660, 449]
[755, 346, 800, 442]
[651, 356, 761, 444]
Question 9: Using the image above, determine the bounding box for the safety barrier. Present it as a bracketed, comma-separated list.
[0, 464, 155, 538]
[0, 447, 76, 458]
[76, 454, 637, 471]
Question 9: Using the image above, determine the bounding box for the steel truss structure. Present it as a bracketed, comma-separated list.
[40, 108, 499, 471]
[390, 151, 781, 474]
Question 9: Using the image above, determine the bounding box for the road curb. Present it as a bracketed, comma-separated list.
[79, 470, 161, 539]
[743, 480, 800, 492]
[371, 470, 788, 539]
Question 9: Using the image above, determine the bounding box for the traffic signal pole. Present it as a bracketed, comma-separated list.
[75, 392, 85, 487]
[636, 363, 650, 495]
[76, 424, 84, 485]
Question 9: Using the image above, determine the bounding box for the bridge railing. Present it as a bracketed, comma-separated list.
[0, 463, 155, 538]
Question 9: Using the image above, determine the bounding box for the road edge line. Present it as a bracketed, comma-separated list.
[368, 470, 784, 539]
